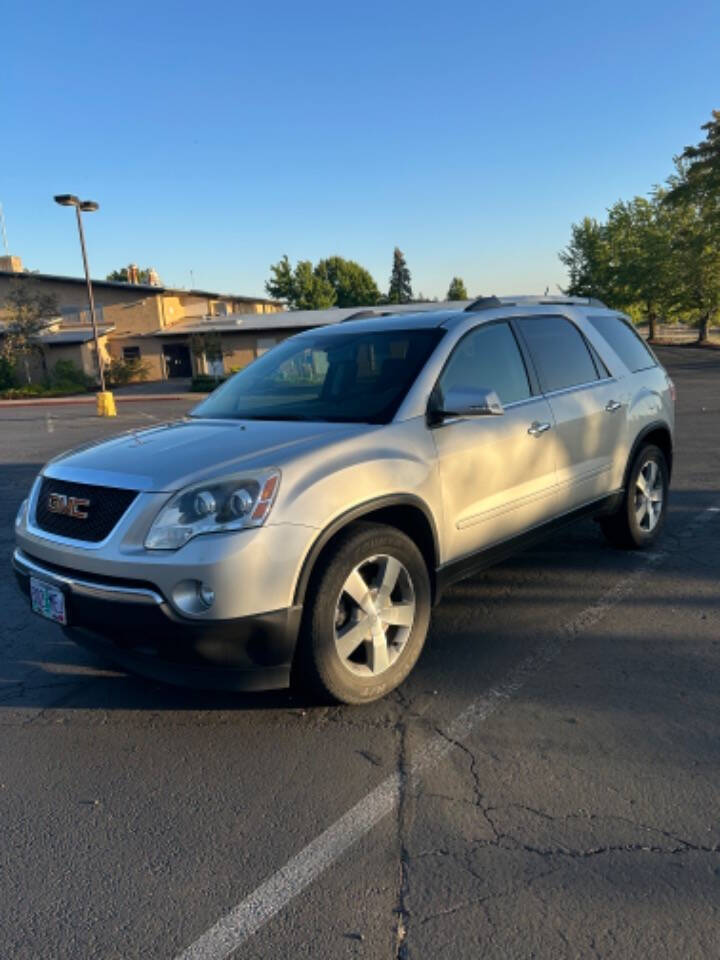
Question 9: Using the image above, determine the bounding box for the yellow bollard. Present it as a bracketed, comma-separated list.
[96, 391, 117, 417]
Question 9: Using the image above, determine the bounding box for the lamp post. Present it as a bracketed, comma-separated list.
[53, 194, 107, 395]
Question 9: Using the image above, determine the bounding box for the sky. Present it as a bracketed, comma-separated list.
[2, 0, 719, 301]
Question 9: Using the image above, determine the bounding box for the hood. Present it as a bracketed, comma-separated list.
[43, 418, 372, 492]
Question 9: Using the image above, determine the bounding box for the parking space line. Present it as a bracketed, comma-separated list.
[174, 502, 720, 960]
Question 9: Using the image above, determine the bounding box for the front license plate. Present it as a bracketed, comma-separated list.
[30, 577, 67, 625]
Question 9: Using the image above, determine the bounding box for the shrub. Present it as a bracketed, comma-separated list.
[107, 357, 151, 386]
[50, 360, 94, 391]
[0, 356, 16, 390]
[191, 374, 227, 393]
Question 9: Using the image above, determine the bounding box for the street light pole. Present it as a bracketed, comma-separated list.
[72, 203, 106, 393]
[53, 194, 108, 399]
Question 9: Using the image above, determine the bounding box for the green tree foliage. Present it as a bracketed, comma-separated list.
[106, 266, 153, 283]
[266, 255, 379, 310]
[292, 260, 336, 310]
[1, 280, 58, 383]
[604, 195, 677, 340]
[446, 276, 468, 301]
[559, 217, 612, 301]
[265, 255, 295, 303]
[560, 110, 720, 343]
[665, 110, 720, 237]
[387, 247, 413, 304]
[314, 256, 380, 307]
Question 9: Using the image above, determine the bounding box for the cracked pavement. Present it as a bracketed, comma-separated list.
[1, 346, 719, 959]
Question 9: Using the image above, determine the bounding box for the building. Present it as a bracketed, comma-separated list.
[0, 255, 283, 382]
[0, 256, 469, 384]
[149, 301, 470, 378]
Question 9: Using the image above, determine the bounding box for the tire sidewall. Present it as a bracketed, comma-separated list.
[302, 525, 431, 704]
[625, 444, 669, 547]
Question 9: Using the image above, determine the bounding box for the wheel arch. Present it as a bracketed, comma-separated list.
[625, 421, 673, 488]
[293, 495, 440, 607]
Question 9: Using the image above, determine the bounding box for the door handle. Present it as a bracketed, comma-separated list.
[528, 421, 551, 437]
[605, 400, 623, 413]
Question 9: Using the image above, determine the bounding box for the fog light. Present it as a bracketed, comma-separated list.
[199, 584, 215, 608]
[171, 579, 216, 614]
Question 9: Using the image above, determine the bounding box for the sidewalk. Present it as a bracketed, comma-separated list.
[0, 379, 206, 408]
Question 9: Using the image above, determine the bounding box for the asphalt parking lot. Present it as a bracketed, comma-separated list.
[1, 345, 719, 960]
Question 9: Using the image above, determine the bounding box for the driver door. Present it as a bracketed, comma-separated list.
[431, 321, 559, 563]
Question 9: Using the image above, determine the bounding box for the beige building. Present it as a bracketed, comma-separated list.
[0, 256, 283, 382]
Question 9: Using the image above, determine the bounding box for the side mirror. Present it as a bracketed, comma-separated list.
[429, 386, 504, 423]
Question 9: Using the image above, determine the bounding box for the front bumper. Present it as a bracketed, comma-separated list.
[13, 549, 302, 691]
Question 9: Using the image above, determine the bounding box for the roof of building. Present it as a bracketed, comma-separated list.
[37, 326, 115, 344]
[0, 269, 282, 306]
[150, 300, 471, 337]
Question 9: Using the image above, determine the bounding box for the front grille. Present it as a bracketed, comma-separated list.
[34, 477, 138, 543]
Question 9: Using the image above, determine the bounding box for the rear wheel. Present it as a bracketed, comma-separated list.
[600, 443, 669, 549]
[295, 523, 432, 704]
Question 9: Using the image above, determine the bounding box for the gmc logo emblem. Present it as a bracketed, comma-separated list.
[47, 493, 90, 519]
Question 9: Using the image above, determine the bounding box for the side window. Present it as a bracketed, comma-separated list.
[517, 316, 599, 393]
[438, 322, 531, 406]
[586, 315, 656, 373]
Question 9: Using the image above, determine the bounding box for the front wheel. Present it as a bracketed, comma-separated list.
[295, 523, 432, 704]
[600, 443, 669, 549]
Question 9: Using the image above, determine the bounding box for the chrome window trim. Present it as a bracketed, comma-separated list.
[12, 549, 164, 606]
[542, 376, 616, 400]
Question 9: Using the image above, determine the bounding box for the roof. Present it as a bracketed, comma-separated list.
[38, 326, 115, 344]
[150, 300, 471, 337]
[0, 269, 281, 306]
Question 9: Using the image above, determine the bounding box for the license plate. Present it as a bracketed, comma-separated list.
[30, 577, 67, 625]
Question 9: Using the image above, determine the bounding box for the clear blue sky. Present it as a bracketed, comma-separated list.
[3, 0, 719, 300]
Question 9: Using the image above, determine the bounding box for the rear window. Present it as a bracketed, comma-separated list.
[517, 315, 599, 393]
[587, 315, 657, 373]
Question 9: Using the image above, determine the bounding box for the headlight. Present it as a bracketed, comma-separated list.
[145, 469, 280, 550]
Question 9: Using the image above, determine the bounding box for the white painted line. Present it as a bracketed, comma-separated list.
[175, 503, 720, 960]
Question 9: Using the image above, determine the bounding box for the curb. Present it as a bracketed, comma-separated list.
[0, 393, 202, 409]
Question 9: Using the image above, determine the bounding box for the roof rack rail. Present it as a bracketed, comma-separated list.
[465, 294, 607, 312]
[464, 296, 502, 312]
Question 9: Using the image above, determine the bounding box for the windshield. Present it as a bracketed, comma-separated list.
[191, 328, 444, 423]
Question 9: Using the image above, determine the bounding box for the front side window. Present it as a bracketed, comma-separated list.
[517, 315, 599, 393]
[437, 322, 531, 406]
[587, 315, 656, 373]
[191, 328, 443, 423]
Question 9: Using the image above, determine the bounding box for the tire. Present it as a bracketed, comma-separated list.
[600, 444, 669, 550]
[294, 522, 432, 705]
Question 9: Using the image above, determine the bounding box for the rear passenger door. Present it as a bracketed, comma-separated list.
[431, 321, 559, 561]
[516, 315, 627, 511]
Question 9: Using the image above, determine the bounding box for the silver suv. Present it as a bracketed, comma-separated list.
[13, 296, 674, 704]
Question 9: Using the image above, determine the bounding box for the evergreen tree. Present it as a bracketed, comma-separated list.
[387, 247, 412, 304]
[265, 254, 295, 303]
[446, 277, 468, 301]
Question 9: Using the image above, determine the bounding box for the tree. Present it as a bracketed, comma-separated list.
[292, 260, 336, 310]
[559, 217, 612, 301]
[446, 277, 468, 301]
[387, 247, 412, 304]
[664, 109, 720, 237]
[314, 256, 380, 307]
[1, 280, 58, 383]
[106, 265, 153, 283]
[604, 195, 676, 340]
[664, 178, 720, 343]
[265, 254, 295, 303]
[266, 254, 379, 310]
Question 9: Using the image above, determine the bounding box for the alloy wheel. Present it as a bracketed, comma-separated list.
[333, 554, 416, 677]
[635, 459, 664, 532]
